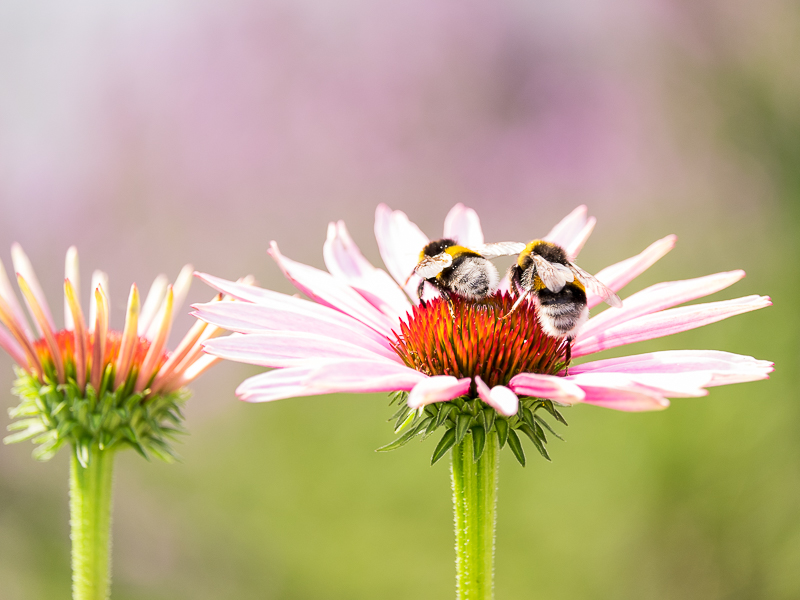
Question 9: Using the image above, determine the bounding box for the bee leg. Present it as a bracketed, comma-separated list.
[437, 288, 456, 319]
[417, 279, 426, 301]
[563, 338, 573, 376]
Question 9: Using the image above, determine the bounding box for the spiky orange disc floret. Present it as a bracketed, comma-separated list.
[33, 330, 167, 386]
[392, 293, 567, 389]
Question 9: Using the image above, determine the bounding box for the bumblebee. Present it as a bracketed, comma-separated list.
[504, 239, 622, 364]
[409, 239, 500, 313]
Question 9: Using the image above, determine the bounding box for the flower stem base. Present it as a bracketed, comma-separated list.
[451, 431, 499, 600]
[70, 446, 115, 600]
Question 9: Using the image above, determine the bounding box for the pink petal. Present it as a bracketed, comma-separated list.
[236, 367, 317, 403]
[192, 300, 395, 359]
[0, 259, 31, 340]
[269, 242, 394, 337]
[572, 295, 771, 357]
[580, 270, 746, 339]
[579, 386, 670, 412]
[374, 204, 430, 301]
[474, 376, 518, 416]
[508, 372, 586, 405]
[407, 376, 472, 409]
[543, 206, 596, 258]
[566, 371, 710, 398]
[323, 221, 412, 321]
[588, 235, 677, 308]
[0, 324, 27, 367]
[569, 350, 773, 387]
[196, 272, 394, 352]
[203, 331, 400, 368]
[443, 204, 484, 248]
[11, 244, 54, 336]
[305, 359, 427, 393]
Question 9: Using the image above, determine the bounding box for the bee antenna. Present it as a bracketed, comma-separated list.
[500, 290, 529, 320]
[403, 270, 416, 286]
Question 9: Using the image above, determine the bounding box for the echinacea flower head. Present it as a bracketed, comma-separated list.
[1, 245, 224, 465]
[194, 205, 773, 465]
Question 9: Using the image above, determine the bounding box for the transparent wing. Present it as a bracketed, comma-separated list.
[414, 253, 452, 279]
[570, 263, 623, 308]
[473, 242, 527, 259]
[531, 255, 572, 292]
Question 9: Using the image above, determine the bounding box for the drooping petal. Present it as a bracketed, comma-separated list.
[588, 235, 677, 308]
[236, 367, 317, 403]
[269, 242, 394, 337]
[572, 295, 772, 357]
[475, 376, 518, 416]
[64, 246, 80, 331]
[203, 330, 401, 368]
[443, 203, 484, 248]
[508, 372, 586, 405]
[323, 221, 412, 321]
[569, 350, 774, 387]
[374, 204, 429, 300]
[17, 275, 64, 383]
[578, 386, 670, 411]
[580, 270, 746, 339]
[407, 375, 471, 409]
[192, 299, 395, 358]
[114, 284, 140, 389]
[139, 274, 168, 337]
[11, 244, 55, 336]
[543, 206, 596, 259]
[195, 272, 393, 349]
[305, 359, 427, 393]
[566, 371, 710, 398]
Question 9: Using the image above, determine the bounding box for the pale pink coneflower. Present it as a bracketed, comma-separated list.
[193, 204, 772, 465]
[1, 245, 225, 464]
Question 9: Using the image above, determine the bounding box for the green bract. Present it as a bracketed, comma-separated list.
[6, 367, 188, 466]
[378, 391, 566, 466]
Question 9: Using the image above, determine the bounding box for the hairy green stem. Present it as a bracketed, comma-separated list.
[70, 447, 115, 600]
[451, 432, 499, 600]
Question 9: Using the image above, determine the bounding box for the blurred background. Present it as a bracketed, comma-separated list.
[0, 0, 797, 598]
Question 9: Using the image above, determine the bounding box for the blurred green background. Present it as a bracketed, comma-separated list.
[0, 0, 797, 598]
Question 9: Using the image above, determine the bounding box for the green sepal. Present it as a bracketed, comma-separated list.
[481, 408, 496, 434]
[519, 423, 551, 461]
[455, 414, 472, 446]
[506, 429, 526, 466]
[431, 428, 457, 466]
[436, 403, 455, 428]
[495, 418, 509, 449]
[376, 416, 432, 452]
[535, 414, 564, 441]
[394, 410, 416, 434]
[472, 426, 486, 462]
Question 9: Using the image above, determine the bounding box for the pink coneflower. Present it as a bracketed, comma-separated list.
[1, 244, 223, 463]
[193, 204, 772, 464]
[193, 204, 771, 600]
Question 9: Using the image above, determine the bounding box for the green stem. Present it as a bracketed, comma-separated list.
[451, 431, 499, 600]
[70, 446, 115, 600]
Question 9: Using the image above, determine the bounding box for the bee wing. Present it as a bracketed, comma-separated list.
[414, 252, 452, 279]
[570, 263, 623, 308]
[531, 255, 572, 292]
[473, 242, 527, 259]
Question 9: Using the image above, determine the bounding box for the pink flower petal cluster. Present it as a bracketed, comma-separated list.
[194, 205, 772, 416]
